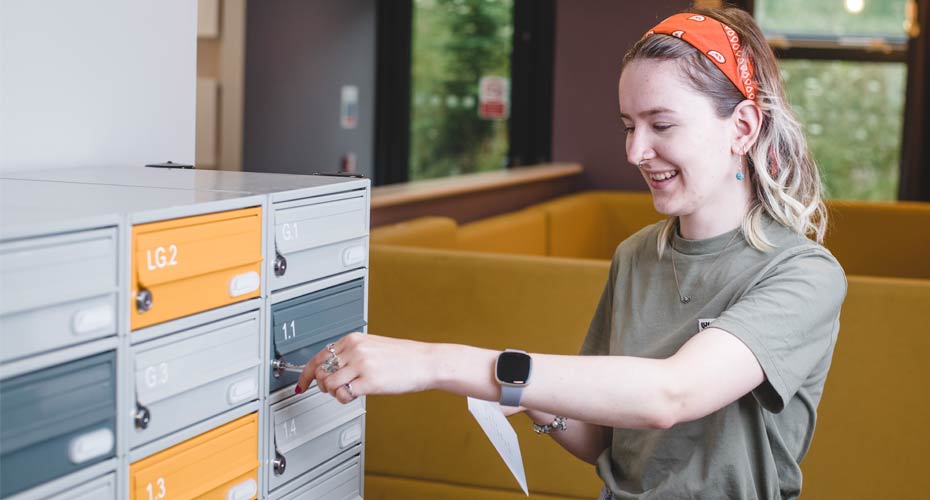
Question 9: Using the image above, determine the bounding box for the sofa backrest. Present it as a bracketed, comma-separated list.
[370, 216, 458, 249]
[824, 200, 930, 279]
[530, 192, 611, 259]
[531, 191, 664, 260]
[457, 209, 548, 256]
[370, 192, 930, 280]
[802, 275, 930, 499]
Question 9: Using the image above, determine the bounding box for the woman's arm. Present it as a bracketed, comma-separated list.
[297, 326, 764, 432]
[521, 408, 611, 465]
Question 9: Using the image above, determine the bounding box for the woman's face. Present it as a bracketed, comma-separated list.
[619, 59, 741, 220]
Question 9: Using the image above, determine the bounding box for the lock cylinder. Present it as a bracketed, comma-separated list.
[134, 403, 151, 430]
[273, 451, 287, 475]
[274, 252, 287, 277]
[272, 356, 286, 378]
[136, 288, 153, 313]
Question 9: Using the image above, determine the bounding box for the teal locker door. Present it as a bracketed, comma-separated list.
[270, 279, 366, 393]
[0, 351, 117, 497]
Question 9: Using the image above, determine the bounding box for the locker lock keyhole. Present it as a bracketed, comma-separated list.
[272, 356, 286, 378]
[274, 253, 287, 277]
[273, 451, 287, 475]
[136, 288, 153, 313]
[135, 403, 151, 430]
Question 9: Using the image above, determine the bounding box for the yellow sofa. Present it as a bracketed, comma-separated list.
[371, 191, 930, 279]
[364, 245, 930, 500]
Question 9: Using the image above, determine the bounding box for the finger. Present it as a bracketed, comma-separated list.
[334, 379, 360, 404]
[321, 362, 359, 399]
[297, 347, 332, 393]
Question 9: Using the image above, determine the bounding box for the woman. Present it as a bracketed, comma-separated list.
[297, 7, 846, 499]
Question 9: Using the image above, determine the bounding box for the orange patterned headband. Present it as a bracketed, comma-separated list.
[644, 13, 757, 100]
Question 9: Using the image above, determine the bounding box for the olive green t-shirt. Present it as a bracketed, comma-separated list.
[581, 216, 846, 500]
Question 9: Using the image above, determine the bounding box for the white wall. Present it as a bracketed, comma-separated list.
[0, 0, 197, 171]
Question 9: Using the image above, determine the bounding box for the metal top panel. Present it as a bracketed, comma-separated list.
[1, 166, 370, 203]
[0, 179, 262, 240]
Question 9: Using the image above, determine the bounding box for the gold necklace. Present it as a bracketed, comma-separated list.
[670, 229, 741, 304]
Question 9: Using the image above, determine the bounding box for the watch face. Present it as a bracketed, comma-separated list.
[496, 351, 531, 384]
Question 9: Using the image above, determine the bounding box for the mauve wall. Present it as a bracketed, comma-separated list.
[552, 0, 690, 190]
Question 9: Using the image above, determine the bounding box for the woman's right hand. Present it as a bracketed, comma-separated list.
[295, 332, 438, 404]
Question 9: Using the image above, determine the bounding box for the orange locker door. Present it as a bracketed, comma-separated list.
[130, 413, 259, 500]
[131, 207, 262, 330]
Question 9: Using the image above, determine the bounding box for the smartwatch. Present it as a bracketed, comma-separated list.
[495, 349, 532, 407]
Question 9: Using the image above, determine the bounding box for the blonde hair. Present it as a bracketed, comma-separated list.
[623, 7, 827, 255]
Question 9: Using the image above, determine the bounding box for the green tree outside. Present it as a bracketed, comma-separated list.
[410, 0, 512, 181]
[757, 0, 908, 200]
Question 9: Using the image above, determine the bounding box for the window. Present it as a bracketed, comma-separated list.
[752, 0, 912, 200]
[374, 0, 554, 186]
[409, 0, 514, 180]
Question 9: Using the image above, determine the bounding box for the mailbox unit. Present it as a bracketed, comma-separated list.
[0, 170, 371, 500]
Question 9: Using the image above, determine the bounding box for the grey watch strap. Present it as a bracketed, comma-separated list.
[500, 384, 524, 407]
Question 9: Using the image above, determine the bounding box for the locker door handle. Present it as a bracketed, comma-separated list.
[226, 478, 258, 500]
[72, 304, 115, 335]
[68, 428, 114, 464]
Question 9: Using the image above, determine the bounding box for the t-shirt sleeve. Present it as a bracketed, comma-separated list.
[710, 246, 847, 413]
[579, 249, 620, 356]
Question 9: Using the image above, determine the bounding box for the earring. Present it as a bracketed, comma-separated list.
[736, 146, 746, 181]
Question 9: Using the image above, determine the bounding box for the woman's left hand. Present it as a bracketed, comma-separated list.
[296, 332, 436, 404]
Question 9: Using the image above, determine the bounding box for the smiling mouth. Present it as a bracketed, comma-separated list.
[648, 171, 679, 181]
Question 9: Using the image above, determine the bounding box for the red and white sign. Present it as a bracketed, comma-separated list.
[478, 76, 509, 120]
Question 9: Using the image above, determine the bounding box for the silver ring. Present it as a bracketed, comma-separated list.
[343, 382, 356, 399]
[637, 160, 646, 168]
[322, 352, 341, 374]
[327, 343, 337, 355]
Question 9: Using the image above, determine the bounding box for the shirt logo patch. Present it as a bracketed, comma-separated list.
[698, 318, 716, 331]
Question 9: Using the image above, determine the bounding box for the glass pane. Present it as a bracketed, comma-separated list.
[410, 0, 513, 181]
[779, 59, 906, 200]
[756, 0, 908, 40]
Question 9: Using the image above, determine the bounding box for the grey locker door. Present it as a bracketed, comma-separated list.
[270, 191, 368, 291]
[131, 312, 261, 448]
[270, 386, 364, 490]
[270, 279, 366, 393]
[278, 456, 362, 500]
[0, 228, 118, 362]
[0, 351, 117, 497]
